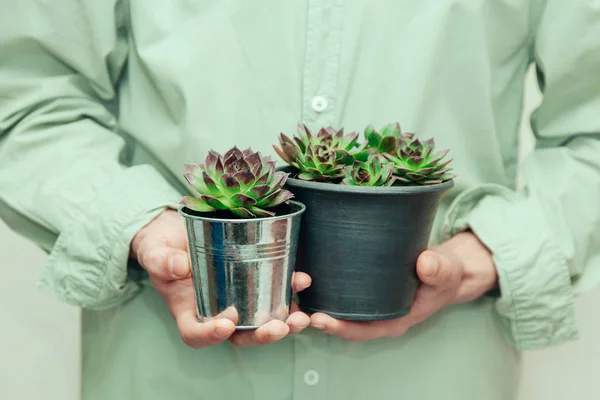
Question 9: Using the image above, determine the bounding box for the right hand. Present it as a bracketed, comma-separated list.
[130, 209, 312, 349]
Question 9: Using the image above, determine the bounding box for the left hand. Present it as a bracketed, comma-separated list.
[309, 231, 498, 341]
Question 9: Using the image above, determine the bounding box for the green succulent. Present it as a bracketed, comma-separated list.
[273, 123, 359, 182]
[383, 134, 455, 185]
[342, 154, 395, 186]
[182, 146, 293, 217]
[353, 122, 404, 161]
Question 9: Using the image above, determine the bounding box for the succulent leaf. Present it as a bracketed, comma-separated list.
[380, 122, 402, 137]
[183, 172, 199, 188]
[201, 195, 229, 210]
[223, 146, 243, 160]
[364, 124, 375, 141]
[378, 136, 397, 153]
[230, 193, 257, 207]
[247, 206, 276, 218]
[256, 188, 294, 207]
[297, 172, 314, 180]
[270, 171, 289, 189]
[230, 207, 256, 218]
[205, 151, 219, 173]
[220, 174, 240, 195]
[256, 168, 272, 185]
[249, 184, 271, 198]
[273, 144, 293, 165]
[233, 169, 255, 186]
[181, 196, 214, 212]
[201, 172, 222, 197]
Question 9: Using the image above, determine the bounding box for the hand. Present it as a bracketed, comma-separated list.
[131, 209, 312, 348]
[309, 231, 498, 341]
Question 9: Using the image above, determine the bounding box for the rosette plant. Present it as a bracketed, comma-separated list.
[273, 124, 358, 182]
[383, 134, 455, 185]
[353, 123, 455, 186]
[353, 122, 403, 161]
[182, 146, 294, 217]
[273, 121, 456, 323]
[276, 122, 454, 187]
[178, 145, 305, 330]
[341, 154, 395, 187]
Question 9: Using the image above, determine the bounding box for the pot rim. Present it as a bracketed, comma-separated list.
[279, 166, 454, 194]
[178, 199, 306, 223]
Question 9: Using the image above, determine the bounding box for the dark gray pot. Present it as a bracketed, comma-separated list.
[282, 167, 453, 321]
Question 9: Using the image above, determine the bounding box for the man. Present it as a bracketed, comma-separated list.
[1, 1, 598, 399]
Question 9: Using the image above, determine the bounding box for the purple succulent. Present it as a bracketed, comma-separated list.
[384, 134, 455, 185]
[342, 154, 395, 187]
[273, 123, 358, 182]
[182, 146, 293, 217]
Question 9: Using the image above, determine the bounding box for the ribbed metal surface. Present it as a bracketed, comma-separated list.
[180, 201, 304, 329]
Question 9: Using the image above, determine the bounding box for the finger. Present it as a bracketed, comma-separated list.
[134, 210, 189, 252]
[286, 311, 311, 336]
[176, 310, 236, 349]
[406, 285, 446, 324]
[416, 250, 462, 289]
[292, 272, 311, 293]
[310, 313, 396, 342]
[290, 302, 302, 314]
[156, 209, 190, 251]
[214, 306, 240, 325]
[140, 247, 191, 281]
[229, 320, 290, 347]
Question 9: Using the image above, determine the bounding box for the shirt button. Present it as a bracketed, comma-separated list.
[303, 369, 320, 386]
[311, 96, 328, 113]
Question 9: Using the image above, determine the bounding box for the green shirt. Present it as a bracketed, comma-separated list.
[1, 1, 599, 399]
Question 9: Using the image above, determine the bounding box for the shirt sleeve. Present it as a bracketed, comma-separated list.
[0, 1, 182, 309]
[440, 0, 600, 350]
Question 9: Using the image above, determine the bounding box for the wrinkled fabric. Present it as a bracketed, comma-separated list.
[0, 0, 599, 399]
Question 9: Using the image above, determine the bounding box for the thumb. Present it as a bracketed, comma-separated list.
[416, 249, 461, 288]
[140, 247, 191, 281]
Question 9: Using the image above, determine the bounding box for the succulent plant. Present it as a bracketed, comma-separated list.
[342, 154, 395, 186]
[383, 134, 455, 185]
[273, 122, 456, 186]
[352, 123, 403, 161]
[182, 146, 294, 217]
[273, 123, 359, 182]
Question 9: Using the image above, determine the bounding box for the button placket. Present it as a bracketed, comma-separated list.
[300, 0, 344, 127]
[293, 331, 329, 399]
[294, 2, 344, 398]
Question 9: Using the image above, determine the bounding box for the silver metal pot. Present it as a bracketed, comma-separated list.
[179, 200, 305, 329]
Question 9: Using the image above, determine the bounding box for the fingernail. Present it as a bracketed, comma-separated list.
[424, 254, 438, 276]
[168, 254, 188, 278]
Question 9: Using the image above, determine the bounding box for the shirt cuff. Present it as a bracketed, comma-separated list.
[440, 184, 579, 350]
[38, 164, 182, 310]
